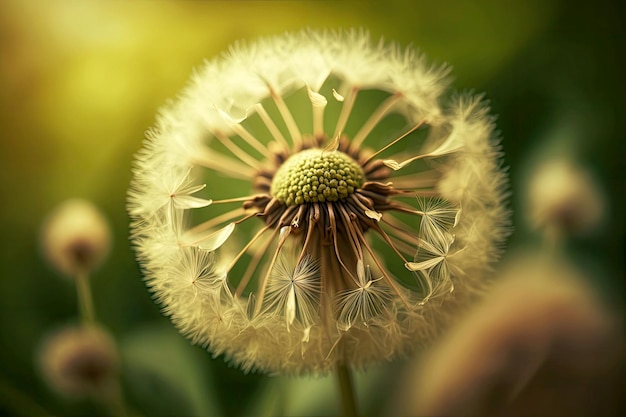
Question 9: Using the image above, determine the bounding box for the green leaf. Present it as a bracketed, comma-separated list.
[120, 322, 222, 417]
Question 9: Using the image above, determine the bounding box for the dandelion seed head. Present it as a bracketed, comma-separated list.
[37, 325, 119, 399]
[526, 159, 604, 235]
[40, 199, 112, 278]
[128, 29, 510, 374]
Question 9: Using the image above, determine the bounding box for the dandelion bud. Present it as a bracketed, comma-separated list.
[40, 198, 112, 278]
[128, 29, 510, 374]
[37, 325, 119, 399]
[391, 253, 621, 417]
[526, 160, 604, 235]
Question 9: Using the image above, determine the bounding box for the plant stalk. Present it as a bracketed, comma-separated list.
[75, 271, 95, 324]
[336, 364, 358, 417]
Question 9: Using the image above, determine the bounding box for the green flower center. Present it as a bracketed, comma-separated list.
[271, 149, 364, 206]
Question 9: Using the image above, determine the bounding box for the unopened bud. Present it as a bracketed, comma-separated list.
[526, 160, 604, 235]
[37, 324, 119, 399]
[40, 199, 112, 277]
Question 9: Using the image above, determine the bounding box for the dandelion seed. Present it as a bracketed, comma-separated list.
[416, 197, 461, 243]
[173, 247, 225, 300]
[407, 230, 457, 300]
[263, 254, 321, 331]
[336, 259, 393, 331]
[128, 29, 510, 374]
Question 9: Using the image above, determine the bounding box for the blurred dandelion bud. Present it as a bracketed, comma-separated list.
[128, 29, 510, 374]
[526, 160, 604, 235]
[40, 198, 112, 278]
[37, 324, 120, 399]
[391, 253, 622, 417]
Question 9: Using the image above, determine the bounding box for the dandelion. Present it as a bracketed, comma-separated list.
[37, 325, 119, 399]
[128, 29, 509, 374]
[40, 198, 112, 323]
[40, 198, 112, 278]
[390, 253, 621, 417]
[526, 159, 604, 236]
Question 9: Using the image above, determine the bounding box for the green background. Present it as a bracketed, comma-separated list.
[1, 1, 623, 416]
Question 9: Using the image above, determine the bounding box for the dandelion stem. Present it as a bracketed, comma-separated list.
[75, 271, 95, 324]
[106, 380, 129, 417]
[542, 224, 564, 261]
[0, 376, 53, 417]
[336, 364, 359, 417]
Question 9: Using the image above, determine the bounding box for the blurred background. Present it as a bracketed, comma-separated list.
[0, 0, 623, 416]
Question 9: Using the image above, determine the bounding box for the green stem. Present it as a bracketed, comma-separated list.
[0, 377, 54, 417]
[336, 364, 358, 417]
[75, 271, 95, 324]
[543, 224, 561, 257]
[74, 273, 130, 417]
[104, 380, 129, 417]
